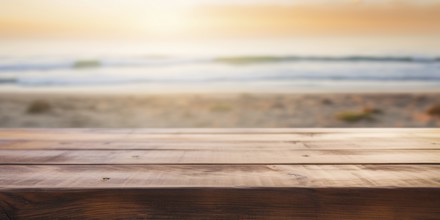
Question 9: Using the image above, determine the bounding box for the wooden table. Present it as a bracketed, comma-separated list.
[0, 129, 439, 219]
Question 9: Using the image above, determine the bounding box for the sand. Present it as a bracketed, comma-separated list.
[0, 92, 439, 128]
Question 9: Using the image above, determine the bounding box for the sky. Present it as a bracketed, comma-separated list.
[1, 0, 440, 40]
[0, 0, 439, 56]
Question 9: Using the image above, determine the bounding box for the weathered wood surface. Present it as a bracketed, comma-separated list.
[1, 149, 440, 164]
[0, 128, 438, 141]
[0, 129, 439, 219]
[1, 165, 440, 188]
[1, 189, 440, 220]
[3, 139, 437, 150]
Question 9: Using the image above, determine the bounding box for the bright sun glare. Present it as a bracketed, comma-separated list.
[138, 4, 191, 36]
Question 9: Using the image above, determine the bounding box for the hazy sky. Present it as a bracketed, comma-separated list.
[1, 0, 440, 40]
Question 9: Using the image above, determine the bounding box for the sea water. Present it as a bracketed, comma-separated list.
[0, 38, 439, 93]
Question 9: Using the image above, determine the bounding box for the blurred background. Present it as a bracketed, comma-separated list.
[0, 0, 439, 127]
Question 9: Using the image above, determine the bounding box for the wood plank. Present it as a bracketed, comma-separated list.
[1, 149, 440, 164]
[1, 188, 440, 220]
[0, 129, 438, 142]
[1, 128, 438, 134]
[2, 139, 438, 150]
[1, 128, 439, 219]
[1, 165, 439, 188]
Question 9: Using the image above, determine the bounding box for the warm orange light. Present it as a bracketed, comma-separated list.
[135, 6, 191, 36]
[0, 1, 440, 39]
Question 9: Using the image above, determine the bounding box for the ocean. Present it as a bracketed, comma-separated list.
[1, 38, 439, 93]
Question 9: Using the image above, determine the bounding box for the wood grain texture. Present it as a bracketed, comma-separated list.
[1, 128, 438, 134]
[2, 139, 438, 150]
[0, 129, 438, 142]
[1, 188, 440, 220]
[0, 129, 439, 219]
[1, 165, 440, 188]
[1, 149, 440, 164]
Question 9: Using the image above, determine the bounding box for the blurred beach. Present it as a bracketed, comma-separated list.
[0, 93, 439, 128]
[1, 0, 439, 127]
[0, 40, 439, 128]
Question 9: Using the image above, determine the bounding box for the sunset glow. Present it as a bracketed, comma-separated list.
[1, 0, 439, 40]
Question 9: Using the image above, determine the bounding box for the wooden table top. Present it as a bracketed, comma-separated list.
[1, 128, 439, 219]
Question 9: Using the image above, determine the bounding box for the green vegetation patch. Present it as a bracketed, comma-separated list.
[73, 60, 101, 69]
[213, 56, 286, 65]
[336, 107, 382, 123]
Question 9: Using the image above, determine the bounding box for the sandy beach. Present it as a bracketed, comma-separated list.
[0, 92, 439, 128]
